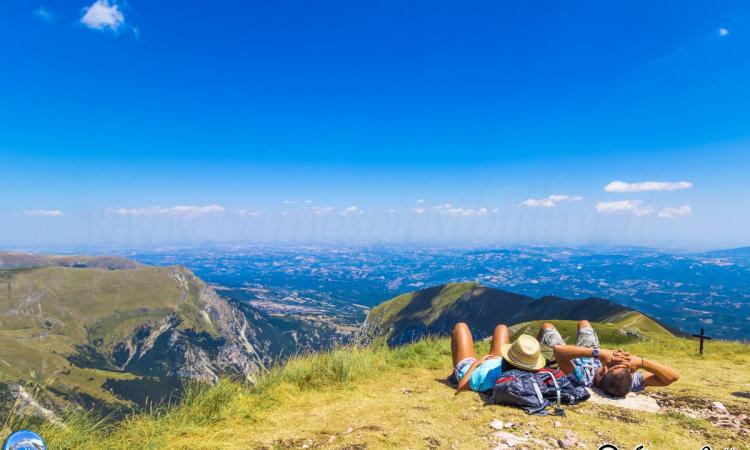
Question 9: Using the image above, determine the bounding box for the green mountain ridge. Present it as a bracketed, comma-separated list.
[0, 257, 275, 417]
[362, 282, 673, 346]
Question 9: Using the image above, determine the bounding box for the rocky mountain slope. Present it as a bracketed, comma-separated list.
[361, 282, 672, 346]
[0, 254, 287, 417]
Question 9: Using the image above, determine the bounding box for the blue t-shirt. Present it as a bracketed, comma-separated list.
[570, 357, 645, 392]
[469, 358, 504, 392]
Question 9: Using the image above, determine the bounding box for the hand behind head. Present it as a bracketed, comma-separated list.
[609, 355, 630, 366]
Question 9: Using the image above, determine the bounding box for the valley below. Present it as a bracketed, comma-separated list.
[120, 243, 750, 340]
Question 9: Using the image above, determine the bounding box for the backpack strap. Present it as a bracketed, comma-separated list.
[549, 373, 561, 408]
[532, 379, 544, 405]
[540, 371, 566, 416]
[525, 380, 549, 416]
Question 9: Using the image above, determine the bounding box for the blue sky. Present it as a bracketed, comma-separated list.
[1, 1, 749, 247]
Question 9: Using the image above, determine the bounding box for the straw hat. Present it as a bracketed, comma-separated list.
[500, 334, 546, 371]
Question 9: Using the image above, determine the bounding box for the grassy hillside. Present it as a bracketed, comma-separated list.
[0, 263, 264, 416]
[0, 266, 195, 414]
[6, 317, 748, 449]
[363, 282, 670, 346]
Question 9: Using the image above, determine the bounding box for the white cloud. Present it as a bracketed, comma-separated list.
[81, 0, 124, 30]
[310, 206, 334, 215]
[34, 7, 56, 22]
[282, 200, 295, 205]
[237, 209, 263, 217]
[433, 204, 488, 217]
[522, 194, 583, 208]
[604, 180, 692, 193]
[718, 27, 730, 37]
[340, 206, 362, 216]
[114, 205, 226, 218]
[658, 205, 692, 219]
[413, 207, 426, 214]
[303, 200, 313, 204]
[549, 194, 582, 202]
[416, 198, 425, 204]
[17, 209, 65, 217]
[596, 200, 654, 217]
[523, 198, 556, 208]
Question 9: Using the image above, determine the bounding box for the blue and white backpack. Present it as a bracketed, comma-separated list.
[490, 368, 590, 415]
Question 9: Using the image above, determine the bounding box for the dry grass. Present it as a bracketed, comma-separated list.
[3, 322, 749, 449]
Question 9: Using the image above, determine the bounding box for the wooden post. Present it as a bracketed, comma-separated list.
[692, 327, 712, 355]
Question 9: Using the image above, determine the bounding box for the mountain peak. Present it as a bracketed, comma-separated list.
[361, 283, 670, 346]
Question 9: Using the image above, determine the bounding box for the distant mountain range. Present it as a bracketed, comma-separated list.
[361, 282, 673, 346]
[0, 252, 142, 270]
[121, 244, 750, 339]
[705, 246, 750, 258]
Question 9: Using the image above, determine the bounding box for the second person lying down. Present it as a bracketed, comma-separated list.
[537, 320, 680, 397]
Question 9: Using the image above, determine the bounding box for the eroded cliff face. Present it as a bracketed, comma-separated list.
[188, 268, 267, 381]
[74, 267, 269, 383]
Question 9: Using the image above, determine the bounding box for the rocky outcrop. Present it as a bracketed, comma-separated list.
[81, 267, 266, 383]
[189, 269, 265, 381]
[3, 383, 60, 423]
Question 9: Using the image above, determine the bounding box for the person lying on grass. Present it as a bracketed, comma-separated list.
[451, 322, 545, 394]
[537, 320, 680, 397]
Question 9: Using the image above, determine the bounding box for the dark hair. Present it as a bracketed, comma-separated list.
[599, 367, 632, 397]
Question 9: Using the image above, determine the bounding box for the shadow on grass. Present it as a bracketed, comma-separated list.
[434, 377, 455, 389]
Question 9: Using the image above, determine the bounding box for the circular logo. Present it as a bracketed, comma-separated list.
[2, 430, 46, 450]
[597, 445, 619, 450]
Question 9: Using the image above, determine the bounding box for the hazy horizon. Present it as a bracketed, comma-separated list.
[1, 239, 747, 255]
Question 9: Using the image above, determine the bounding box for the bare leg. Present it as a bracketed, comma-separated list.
[489, 324, 510, 356]
[536, 322, 556, 341]
[537, 322, 568, 368]
[576, 319, 600, 349]
[451, 322, 476, 367]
